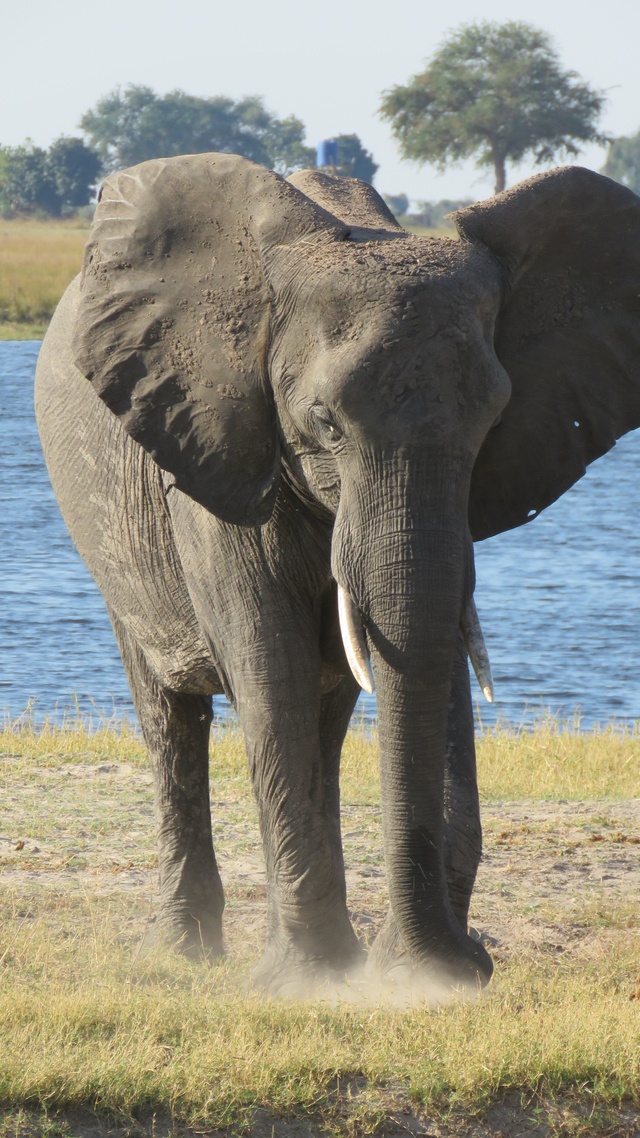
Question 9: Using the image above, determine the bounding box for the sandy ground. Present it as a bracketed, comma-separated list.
[1, 756, 638, 963]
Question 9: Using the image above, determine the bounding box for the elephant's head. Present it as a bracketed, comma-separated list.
[73, 154, 640, 988]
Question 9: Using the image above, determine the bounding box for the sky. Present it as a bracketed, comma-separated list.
[2, 0, 639, 206]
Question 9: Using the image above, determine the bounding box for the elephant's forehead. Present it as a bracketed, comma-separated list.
[297, 235, 499, 321]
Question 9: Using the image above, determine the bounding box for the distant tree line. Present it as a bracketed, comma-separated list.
[4, 36, 640, 222]
[78, 86, 316, 176]
[0, 138, 101, 216]
[0, 85, 378, 218]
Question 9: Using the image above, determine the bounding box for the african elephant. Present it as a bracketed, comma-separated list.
[35, 154, 640, 995]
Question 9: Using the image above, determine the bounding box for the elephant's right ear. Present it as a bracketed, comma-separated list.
[73, 153, 346, 525]
[456, 167, 640, 541]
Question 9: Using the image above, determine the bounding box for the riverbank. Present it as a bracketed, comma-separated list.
[1, 722, 638, 1136]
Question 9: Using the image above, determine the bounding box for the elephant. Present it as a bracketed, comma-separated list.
[34, 153, 640, 995]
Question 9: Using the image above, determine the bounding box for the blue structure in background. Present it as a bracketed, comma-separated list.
[317, 139, 338, 168]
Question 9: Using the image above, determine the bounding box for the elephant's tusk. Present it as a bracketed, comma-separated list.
[461, 596, 494, 703]
[337, 586, 375, 694]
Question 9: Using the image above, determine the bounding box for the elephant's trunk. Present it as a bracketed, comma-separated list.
[333, 449, 493, 987]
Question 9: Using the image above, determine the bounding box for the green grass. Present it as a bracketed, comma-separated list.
[0, 925, 637, 1133]
[0, 720, 638, 1135]
[0, 216, 88, 338]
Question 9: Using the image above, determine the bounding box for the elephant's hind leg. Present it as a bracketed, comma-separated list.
[110, 610, 225, 958]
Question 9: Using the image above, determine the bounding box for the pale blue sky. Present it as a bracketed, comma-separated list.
[2, 0, 637, 204]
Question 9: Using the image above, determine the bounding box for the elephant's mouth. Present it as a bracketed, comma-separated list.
[337, 584, 494, 703]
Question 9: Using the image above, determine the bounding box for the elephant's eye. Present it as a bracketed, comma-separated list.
[310, 406, 344, 447]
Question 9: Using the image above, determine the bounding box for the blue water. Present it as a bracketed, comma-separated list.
[2, 339, 640, 729]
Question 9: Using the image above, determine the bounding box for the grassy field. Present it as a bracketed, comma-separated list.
[0, 217, 89, 339]
[0, 721, 638, 1137]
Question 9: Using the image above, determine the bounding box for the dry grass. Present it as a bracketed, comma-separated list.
[2, 716, 637, 801]
[0, 216, 88, 336]
[0, 720, 638, 1135]
[475, 718, 640, 801]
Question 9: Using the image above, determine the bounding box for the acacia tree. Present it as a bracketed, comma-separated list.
[80, 85, 315, 175]
[380, 21, 609, 194]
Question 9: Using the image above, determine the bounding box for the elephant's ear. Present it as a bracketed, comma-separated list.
[74, 153, 346, 525]
[455, 167, 640, 541]
[287, 169, 402, 233]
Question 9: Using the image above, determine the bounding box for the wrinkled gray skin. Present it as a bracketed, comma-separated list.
[35, 155, 640, 993]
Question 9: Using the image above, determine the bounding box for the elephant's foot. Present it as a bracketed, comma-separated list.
[365, 911, 493, 1005]
[157, 899, 225, 961]
[253, 924, 365, 997]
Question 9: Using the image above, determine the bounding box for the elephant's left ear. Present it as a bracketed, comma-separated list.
[456, 167, 640, 541]
[73, 153, 345, 526]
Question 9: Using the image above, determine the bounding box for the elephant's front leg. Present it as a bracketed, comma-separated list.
[166, 492, 362, 990]
[236, 653, 363, 993]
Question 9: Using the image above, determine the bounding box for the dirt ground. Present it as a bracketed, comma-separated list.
[1, 754, 639, 1137]
[2, 757, 638, 962]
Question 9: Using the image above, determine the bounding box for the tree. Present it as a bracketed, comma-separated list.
[602, 131, 640, 195]
[46, 137, 101, 208]
[380, 21, 609, 194]
[317, 134, 378, 184]
[0, 143, 58, 215]
[80, 85, 315, 175]
[0, 137, 100, 216]
[333, 134, 378, 184]
[262, 114, 316, 176]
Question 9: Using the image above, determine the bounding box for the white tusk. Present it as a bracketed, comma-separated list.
[337, 586, 375, 694]
[461, 596, 494, 703]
